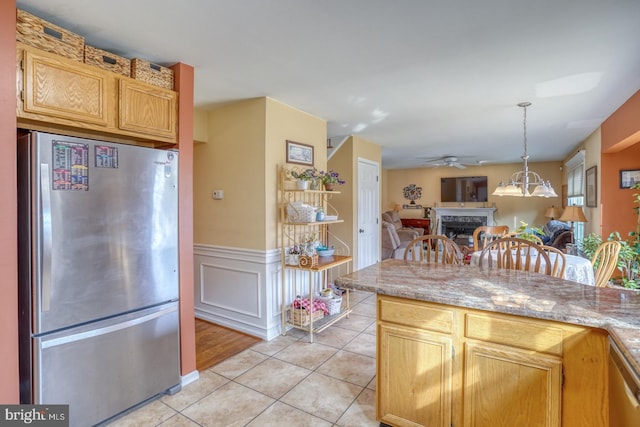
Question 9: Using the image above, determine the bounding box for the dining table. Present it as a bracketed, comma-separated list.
[469, 250, 595, 286]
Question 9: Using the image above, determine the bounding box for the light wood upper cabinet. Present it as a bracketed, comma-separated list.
[119, 79, 177, 140]
[22, 49, 108, 126]
[17, 42, 177, 145]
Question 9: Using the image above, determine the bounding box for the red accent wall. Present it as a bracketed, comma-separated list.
[171, 63, 197, 376]
[601, 144, 640, 238]
[0, 0, 19, 403]
[602, 90, 640, 153]
[601, 90, 640, 239]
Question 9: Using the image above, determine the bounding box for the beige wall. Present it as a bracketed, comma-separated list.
[383, 161, 563, 230]
[583, 128, 601, 236]
[193, 97, 326, 250]
[328, 135, 382, 270]
[193, 107, 209, 143]
[194, 98, 267, 249]
[267, 97, 327, 249]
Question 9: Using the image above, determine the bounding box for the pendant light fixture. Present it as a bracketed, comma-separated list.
[492, 102, 558, 198]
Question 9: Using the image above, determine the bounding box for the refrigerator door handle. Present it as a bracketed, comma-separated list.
[40, 163, 52, 312]
[40, 304, 177, 349]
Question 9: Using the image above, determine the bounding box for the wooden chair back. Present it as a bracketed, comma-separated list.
[592, 241, 622, 287]
[404, 234, 464, 264]
[473, 225, 510, 251]
[541, 245, 566, 278]
[479, 237, 551, 275]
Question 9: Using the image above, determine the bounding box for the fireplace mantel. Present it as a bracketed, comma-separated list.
[434, 207, 496, 235]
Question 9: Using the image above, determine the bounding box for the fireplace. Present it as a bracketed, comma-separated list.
[434, 208, 496, 246]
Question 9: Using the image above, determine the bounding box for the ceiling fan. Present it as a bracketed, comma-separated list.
[422, 155, 476, 169]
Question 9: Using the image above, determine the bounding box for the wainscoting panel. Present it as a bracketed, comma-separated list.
[200, 263, 261, 318]
[194, 244, 282, 341]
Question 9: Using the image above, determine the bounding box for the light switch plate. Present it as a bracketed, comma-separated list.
[212, 190, 224, 199]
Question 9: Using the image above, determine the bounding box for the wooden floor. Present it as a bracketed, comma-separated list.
[195, 318, 261, 371]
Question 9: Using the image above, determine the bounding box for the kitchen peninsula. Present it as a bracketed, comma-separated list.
[335, 259, 640, 427]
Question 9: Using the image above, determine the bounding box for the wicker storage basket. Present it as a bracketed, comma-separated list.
[289, 307, 324, 327]
[316, 295, 342, 315]
[131, 58, 174, 89]
[84, 45, 130, 76]
[286, 204, 316, 223]
[16, 9, 85, 61]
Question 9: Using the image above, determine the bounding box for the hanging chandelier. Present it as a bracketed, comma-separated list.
[492, 102, 558, 198]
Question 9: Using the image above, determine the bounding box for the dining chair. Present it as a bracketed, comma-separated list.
[591, 241, 622, 287]
[541, 245, 566, 278]
[479, 237, 551, 275]
[404, 234, 464, 264]
[472, 225, 510, 252]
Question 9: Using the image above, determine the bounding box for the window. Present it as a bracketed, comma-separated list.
[565, 151, 585, 244]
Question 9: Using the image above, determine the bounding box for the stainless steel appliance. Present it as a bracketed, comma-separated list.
[18, 131, 181, 426]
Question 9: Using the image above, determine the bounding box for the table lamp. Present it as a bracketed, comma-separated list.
[545, 206, 563, 220]
[558, 205, 588, 244]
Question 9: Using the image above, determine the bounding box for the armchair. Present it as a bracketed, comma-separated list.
[381, 221, 420, 260]
[381, 210, 425, 238]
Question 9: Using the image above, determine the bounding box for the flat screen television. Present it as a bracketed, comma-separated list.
[441, 176, 488, 202]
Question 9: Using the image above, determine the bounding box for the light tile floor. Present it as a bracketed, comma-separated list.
[105, 290, 378, 427]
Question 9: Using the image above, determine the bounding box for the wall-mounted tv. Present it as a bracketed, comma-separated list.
[440, 176, 488, 202]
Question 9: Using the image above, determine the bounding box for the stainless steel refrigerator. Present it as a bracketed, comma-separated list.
[18, 131, 181, 426]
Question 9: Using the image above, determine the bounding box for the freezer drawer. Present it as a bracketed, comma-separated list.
[33, 302, 180, 427]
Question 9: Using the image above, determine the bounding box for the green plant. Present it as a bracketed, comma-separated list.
[515, 221, 544, 243]
[580, 233, 603, 260]
[319, 170, 345, 185]
[291, 168, 318, 181]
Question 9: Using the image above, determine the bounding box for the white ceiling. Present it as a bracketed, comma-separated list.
[16, 0, 640, 169]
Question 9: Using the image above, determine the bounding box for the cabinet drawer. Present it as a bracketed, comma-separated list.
[465, 312, 564, 355]
[379, 296, 453, 334]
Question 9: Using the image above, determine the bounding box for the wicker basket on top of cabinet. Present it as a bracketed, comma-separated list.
[16, 9, 85, 61]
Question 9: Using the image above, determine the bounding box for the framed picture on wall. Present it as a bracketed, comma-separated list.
[286, 140, 314, 166]
[620, 169, 640, 189]
[586, 166, 597, 207]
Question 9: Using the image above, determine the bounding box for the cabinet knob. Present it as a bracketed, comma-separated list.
[359, 228, 365, 233]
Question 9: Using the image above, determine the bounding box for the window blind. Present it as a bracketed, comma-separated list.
[565, 150, 585, 198]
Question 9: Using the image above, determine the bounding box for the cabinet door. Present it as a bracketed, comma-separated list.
[378, 323, 453, 427]
[22, 49, 108, 125]
[119, 79, 177, 139]
[463, 341, 562, 427]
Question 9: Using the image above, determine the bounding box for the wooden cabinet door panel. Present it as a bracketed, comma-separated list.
[119, 79, 177, 139]
[463, 341, 562, 427]
[22, 50, 108, 125]
[378, 323, 452, 427]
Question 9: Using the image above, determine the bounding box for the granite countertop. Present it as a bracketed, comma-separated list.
[335, 259, 640, 376]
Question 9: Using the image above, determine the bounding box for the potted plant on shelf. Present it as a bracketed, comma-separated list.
[319, 170, 345, 191]
[291, 168, 318, 190]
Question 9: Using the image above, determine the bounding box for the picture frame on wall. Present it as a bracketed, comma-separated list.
[620, 169, 640, 189]
[286, 140, 314, 166]
[586, 166, 597, 207]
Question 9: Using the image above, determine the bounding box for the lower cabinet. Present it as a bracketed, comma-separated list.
[377, 295, 608, 427]
[463, 342, 562, 427]
[378, 323, 453, 427]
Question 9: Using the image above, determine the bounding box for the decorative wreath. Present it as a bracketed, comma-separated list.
[403, 184, 422, 204]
